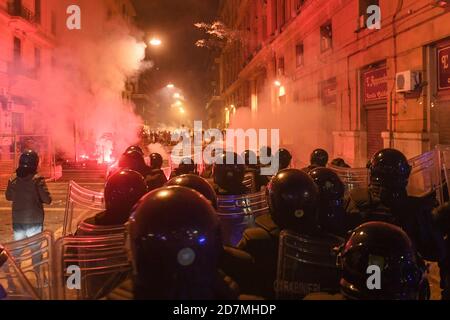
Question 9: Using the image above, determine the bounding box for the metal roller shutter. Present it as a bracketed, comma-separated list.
[366, 106, 387, 159]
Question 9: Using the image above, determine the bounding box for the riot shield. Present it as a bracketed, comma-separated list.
[275, 229, 344, 300]
[437, 145, 450, 204]
[329, 166, 369, 193]
[76, 221, 126, 237]
[217, 191, 269, 246]
[407, 150, 441, 198]
[0, 247, 40, 300]
[55, 233, 131, 300]
[63, 181, 105, 236]
[3, 231, 56, 300]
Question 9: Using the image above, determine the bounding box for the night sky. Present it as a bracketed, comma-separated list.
[132, 0, 220, 120]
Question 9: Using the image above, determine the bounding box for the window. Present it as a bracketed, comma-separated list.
[35, 0, 41, 24]
[320, 22, 333, 52]
[35, 47, 41, 70]
[295, 42, 304, 67]
[13, 37, 21, 66]
[359, 0, 379, 29]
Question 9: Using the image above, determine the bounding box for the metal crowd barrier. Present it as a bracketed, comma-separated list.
[63, 181, 105, 237]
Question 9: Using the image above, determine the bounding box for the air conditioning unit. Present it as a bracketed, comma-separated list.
[396, 71, 421, 93]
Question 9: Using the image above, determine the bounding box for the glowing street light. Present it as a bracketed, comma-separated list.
[167, 83, 175, 89]
[179, 107, 186, 114]
[174, 100, 183, 107]
[149, 37, 162, 47]
[173, 93, 181, 99]
[274, 80, 282, 87]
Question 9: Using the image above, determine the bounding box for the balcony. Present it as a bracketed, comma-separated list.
[6, 2, 38, 33]
[7, 2, 36, 23]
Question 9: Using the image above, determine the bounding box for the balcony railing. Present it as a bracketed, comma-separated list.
[7, 2, 36, 24]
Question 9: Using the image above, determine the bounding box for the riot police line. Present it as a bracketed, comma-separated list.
[1, 144, 450, 301]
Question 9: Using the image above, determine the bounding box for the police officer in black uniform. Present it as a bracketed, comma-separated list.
[213, 152, 248, 195]
[78, 169, 148, 228]
[241, 150, 259, 193]
[345, 148, 445, 263]
[309, 167, 347, 237]
[255, 146, 273, 190]
[106, 186, 240, 300]
[274, 148, 292, 171]
[166, 174, 218, 209]
[146, 153, 168, 191]
[125, 145, 144, 157]
[170, 157, 197, 179]
[302, 148, 329, 172]
[237, 169, 319, 298]
[305, 221, 430, 300]
[118, 150, 152, 181]
[433, 202, 450, 299]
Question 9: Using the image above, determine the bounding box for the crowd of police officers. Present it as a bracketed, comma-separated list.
[7, 143, 450, 300]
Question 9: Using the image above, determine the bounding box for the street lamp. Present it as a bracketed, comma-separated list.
[149, 37, 162, 47]
[167, 83, 175, 89]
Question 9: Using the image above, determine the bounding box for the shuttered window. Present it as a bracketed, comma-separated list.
[366, 106, 387, 159]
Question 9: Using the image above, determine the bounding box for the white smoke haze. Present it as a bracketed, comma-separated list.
[228, 84, 335, 169]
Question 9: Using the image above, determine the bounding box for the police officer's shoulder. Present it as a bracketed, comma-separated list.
[255, 214, 279, 235]
[32, 174, 46, 182]
[303, 292, 346, 300]
[433, 202, 450, 232]
[8, 173, 18, 182]
[348, 187, 370, 205]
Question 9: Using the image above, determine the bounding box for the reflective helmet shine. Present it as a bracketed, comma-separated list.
[104, 169, 148, 223]
[213, 152, 245, 190]
[339, 221, 427, 300]
[310, 149, 329, 167]
[267, 169, 319, 233]
[166, 174, 218, 209]
[128, 186, 222, 300]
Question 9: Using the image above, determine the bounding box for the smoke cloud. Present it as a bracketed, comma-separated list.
[27, 1, 148, 160]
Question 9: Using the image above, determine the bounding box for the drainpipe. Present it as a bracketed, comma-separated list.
[389, 0, 404, 148]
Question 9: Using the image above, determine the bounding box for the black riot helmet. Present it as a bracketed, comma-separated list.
[150, 153, 163, 170]
[119, 150, 148, 175]
[241, 150, 258, 167]
[125, 145, 144, 156]
[267, 169, 319, 234]
[310, 149, 329, 167]
[166, 174, 218, 209]
[309, 167, 345, 235]
[274, 148, 292, 171]
[338, 221, 427, 300]
[177, 157, 197, 175]
[104, 169, 148, 224]
[128, 186, 222, 300]
[368, 148, 411, 206]
[213, 152, 245, 190]
[19, 150, 39, 170]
